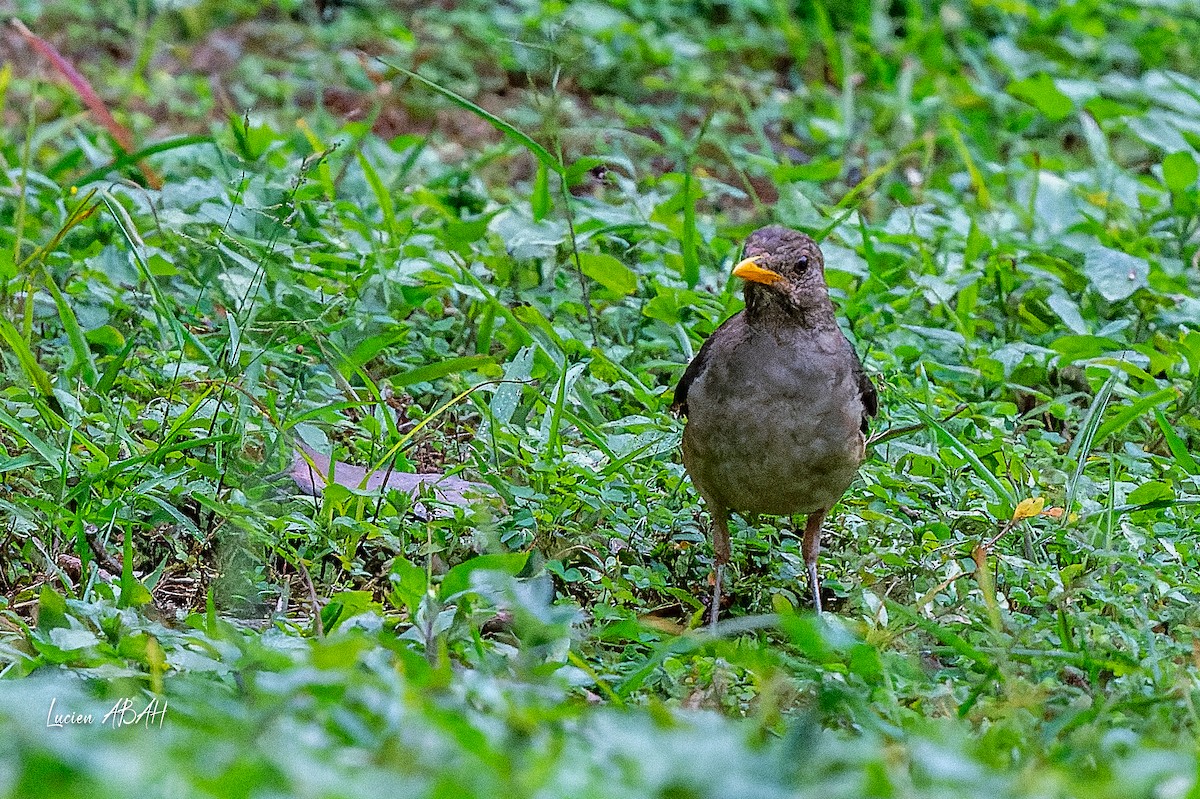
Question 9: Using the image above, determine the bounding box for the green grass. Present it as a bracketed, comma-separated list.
[1, 0, 1200, 796]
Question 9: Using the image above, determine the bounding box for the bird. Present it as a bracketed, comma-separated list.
[672, 225, 877, 623]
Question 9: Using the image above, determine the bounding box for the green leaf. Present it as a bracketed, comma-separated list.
[1083, 245, 1149, 302]
[489, 346, 534, 426]
[95, 335, 138, 397]
[1007, 73, 1074, 121]
[578, 252, 638, 296]
[37, 585, 69, 630]
[564, 156, 606, 186]
[1045, 293, 1089, 335]
[390, 355, 495, 387]
[0, 407, 62, 471]
[1051, 334, 1119, 363]
[1163, 151, 1198, 192]
[0, 453, 39, 474]
[120, 523, 153, 609]
[388, 556, 428, 619]
[85, 324, 125, 351]
[440, 553, 529, 600]
[643, 287, 687, 325]
[357, 151, 399, 242]
[1126, 480, 1174, 506]
[320, 590, 380, 632]
[73, 134, 213, 188]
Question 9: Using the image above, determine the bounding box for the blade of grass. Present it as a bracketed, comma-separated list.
[545, 356, 571, 457]
[945, 118, 991, 210]
[1086, 497, 1200, 519]
[531, 160, 551, 221]
[357, 151, 400, 246]
[387, 61, 561, 173]
[389, 355, 496, 388]
[73, 134, 212, 188]
[64, 433, 238, 505]
[94, 335, 138, 397]
[98, 190, 193, 356]
[16, 189, 100, 273]
[905, 401, 1016, 513]
[9, 73, 35, 287]
[681, 167, 699, 287]
[1063, 372, 1116, 520]
[0, 63, 10, 125]
[363, 380, 506, 484]
[0, 316, 54, 399]
[1155, 409, 1200, 475]
[1091, 386, 1178, 447]
[0, 407, 61, 472]
[40, 267, 97, 387]
[884, 599, 995, 672]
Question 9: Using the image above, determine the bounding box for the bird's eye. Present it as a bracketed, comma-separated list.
[797, 255, 809, 270]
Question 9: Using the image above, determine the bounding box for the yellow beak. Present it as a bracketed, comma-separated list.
[732, 256, 785, 285]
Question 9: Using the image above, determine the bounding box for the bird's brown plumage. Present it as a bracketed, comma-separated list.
[674, 226, 876, 620]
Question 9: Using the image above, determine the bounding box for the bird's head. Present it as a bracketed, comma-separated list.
[732, 226, 831, 323]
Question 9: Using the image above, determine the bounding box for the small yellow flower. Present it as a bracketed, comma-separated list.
[1012, 496, 1046, 521]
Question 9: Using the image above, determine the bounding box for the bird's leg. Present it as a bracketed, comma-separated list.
[709, 505, 731, 627]
[802, 509, 827, 614]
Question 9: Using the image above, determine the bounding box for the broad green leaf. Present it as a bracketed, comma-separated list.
[1008, 73, 1073, 121]
[85, 324, 125, 351]
[1083, 245, 1149, 302]
[1163, 151, 1199, 192]
[1051, 334, 1119, 363]
[37, 586, 69, 630]
[490, 346, 534, 426]
[1126, 480, 1174, 505]
[389, 555, 429, 619]
[320, 590, 380, 632]
[1046, 293, 1089, 335]
[644, 292, 683, 325]
[440, 553, 530, 600]
[578, 252, 637, 295]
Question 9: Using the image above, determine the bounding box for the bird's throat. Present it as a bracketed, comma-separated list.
[744, 283, 837, 332]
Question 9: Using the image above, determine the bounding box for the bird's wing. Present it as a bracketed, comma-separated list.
[671, 312, 744, 416]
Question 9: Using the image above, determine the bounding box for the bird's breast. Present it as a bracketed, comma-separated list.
[681, 330, 867, 516]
